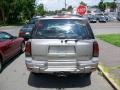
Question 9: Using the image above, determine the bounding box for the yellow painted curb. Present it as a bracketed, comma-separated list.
[98, 64, 120, 90]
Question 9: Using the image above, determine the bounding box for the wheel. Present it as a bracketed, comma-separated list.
[20, 42, 25, 53]
[0, 60, 2, 73]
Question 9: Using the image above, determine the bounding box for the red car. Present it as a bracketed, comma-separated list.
[0, 31, 25, 72]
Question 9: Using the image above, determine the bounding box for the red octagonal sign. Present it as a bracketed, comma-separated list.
[77, 5, 86, 16]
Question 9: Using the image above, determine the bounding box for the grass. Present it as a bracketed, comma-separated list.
[111, 66, 120, 70]
[99, 63, 120, 88]
[96, 34, 120, 47]
[99, 63, 111, 73]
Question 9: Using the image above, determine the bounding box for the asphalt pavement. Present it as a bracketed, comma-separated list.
[90, 22, 120, 35]
[0, 22, 120, 90]
[0, 26, 22, 36]
[0, 53, 113, 90]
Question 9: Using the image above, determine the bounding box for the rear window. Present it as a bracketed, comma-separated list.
[99, 16, 106, 19]
[21, 24, 34, 31]
[32, 19, 93, 39]
[28, 18, 38, 24]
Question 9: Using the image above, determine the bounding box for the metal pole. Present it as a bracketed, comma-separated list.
[65, 0, 66, 9]
[114, 0, 117, 12]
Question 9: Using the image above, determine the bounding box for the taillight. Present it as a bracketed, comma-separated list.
[19, 31, 25, 36]
[93, 41, 99, 57]
[25, 42, 31, 56]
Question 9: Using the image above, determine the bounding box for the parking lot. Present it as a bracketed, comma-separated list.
[0, 53, 113, 90]
[0, 22, 119, 90]
[91, 22, 120, 35]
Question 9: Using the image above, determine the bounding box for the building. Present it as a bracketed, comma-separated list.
[116, 0, 120, 12]
[116, 0, 120, 20]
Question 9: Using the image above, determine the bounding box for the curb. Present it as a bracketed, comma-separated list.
[98, 64, 120, 90]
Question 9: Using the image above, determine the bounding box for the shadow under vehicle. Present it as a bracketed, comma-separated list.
[28, 73, 91, 89]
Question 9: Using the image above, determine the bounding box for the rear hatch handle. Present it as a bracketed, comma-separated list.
[65, 39, 78, 43]
[65, 38, 82, 43]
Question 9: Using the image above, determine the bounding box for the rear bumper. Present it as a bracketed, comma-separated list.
[25, 57, 98, 74]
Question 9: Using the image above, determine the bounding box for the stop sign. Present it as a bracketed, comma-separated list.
[77, 5, 86, 16]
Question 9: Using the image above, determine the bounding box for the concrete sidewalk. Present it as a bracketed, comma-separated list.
[97, 39, 120, 90]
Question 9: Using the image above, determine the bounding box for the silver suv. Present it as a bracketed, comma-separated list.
[25, 15, 99, 76]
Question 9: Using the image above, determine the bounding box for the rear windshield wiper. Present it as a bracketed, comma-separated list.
[65, 39, 78, 43]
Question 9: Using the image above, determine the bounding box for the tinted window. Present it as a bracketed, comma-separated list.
[0, 32, 11, 40]
[21, 24, 34, 31]
[118, 12, 120, 16]
[32, 19, 93, 39]
[28, 18, 38, 24]
[99, 16, 106, 19]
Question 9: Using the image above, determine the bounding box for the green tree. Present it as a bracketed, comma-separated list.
[99, 2, 117, 12]
[36, 4, 45, 16]
[0, 0, 35, 24]
[80, 1, 87, 6]
[110, 2, 117, 11]
[0, 0, 7, 23]
[62, 8, 66, 11]
[21, 0, 35, 21]
[98, 1, 106, 12]
[67, 5, 73, 11]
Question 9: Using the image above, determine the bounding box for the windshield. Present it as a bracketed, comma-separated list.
[28, 18, 38, 24]
[33, 19, 90, 39]
[23, 24, 34, 28]
[100, 16, 106, 19]
[21, 24, 34, 31]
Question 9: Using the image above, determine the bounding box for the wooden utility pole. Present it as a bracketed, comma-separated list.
[0, 7, 5, 23]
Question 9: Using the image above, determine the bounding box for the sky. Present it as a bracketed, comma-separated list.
[36, 0, 114, 11]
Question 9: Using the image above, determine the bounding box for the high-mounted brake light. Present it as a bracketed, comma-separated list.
[53, 15, 71, 18]
[25, 42, 31, 56]
[93, 41, 99, 57]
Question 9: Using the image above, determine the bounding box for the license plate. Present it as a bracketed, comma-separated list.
[49, 46, 75, 53]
